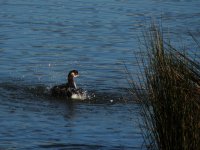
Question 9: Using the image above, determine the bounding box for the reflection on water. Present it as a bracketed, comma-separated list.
[0, 0, 200, 149]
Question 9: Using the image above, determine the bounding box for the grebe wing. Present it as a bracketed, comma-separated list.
[52, 84, 67, 91]
[51, 84, 69, 96]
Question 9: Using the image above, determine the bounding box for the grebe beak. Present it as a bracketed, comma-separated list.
[71, 72, 79, 78]
[74, 74, 79, 77]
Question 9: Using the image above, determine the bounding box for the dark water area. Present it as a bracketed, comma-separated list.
[0, 0, 200, 149]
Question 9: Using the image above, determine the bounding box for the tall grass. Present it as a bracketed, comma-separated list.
[129, 23, 200, 149]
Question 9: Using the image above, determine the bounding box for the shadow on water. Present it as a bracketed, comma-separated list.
[38, 143, 135, 150]
[0, 78, 130, 105]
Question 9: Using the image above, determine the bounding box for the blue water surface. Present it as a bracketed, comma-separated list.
[0, 0, 200, 149]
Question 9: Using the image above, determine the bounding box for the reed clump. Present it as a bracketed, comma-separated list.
[130, 24, 200, 149]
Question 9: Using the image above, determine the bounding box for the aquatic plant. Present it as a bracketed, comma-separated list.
[128, 23, 200, 149]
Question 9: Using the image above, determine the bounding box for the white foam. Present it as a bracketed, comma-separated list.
[71, 92, 87, 100]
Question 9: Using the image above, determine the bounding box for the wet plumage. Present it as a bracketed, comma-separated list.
[51, 70, 86, 100]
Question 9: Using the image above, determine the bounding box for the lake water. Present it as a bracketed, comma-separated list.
[0, 0, 200, 149]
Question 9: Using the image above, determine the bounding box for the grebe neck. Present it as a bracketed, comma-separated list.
[68, 76, 77, 89]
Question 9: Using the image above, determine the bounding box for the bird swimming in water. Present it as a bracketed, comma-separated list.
[51, 70, 86, 100]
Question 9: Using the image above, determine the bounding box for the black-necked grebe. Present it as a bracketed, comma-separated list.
[51, 70, 86, 100]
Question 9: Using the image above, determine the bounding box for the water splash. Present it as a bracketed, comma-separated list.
[0, 80, 127, 104]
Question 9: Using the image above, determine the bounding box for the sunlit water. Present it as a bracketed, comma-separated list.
[0, 0, 200, 149]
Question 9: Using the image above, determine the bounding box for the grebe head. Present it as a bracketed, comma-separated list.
[67, 70, 79, 89]
[68, 70, 79, 78]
